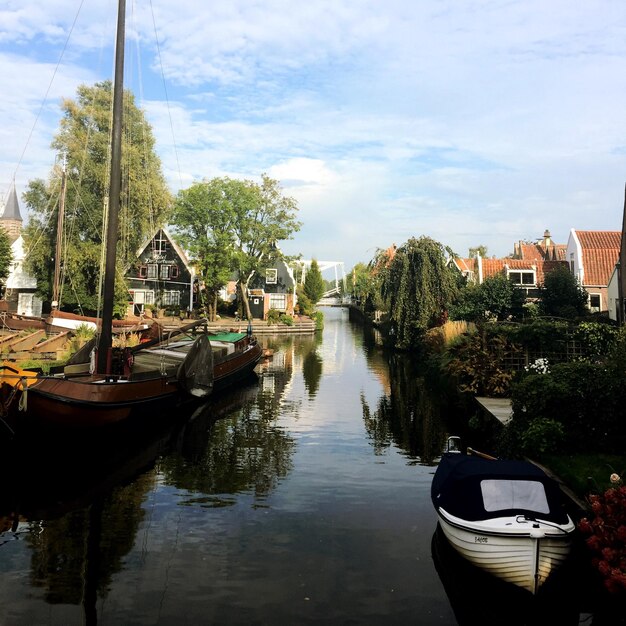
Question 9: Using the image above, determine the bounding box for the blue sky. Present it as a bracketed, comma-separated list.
[1, 0, 626, 271]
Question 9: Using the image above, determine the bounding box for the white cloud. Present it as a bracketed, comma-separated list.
[1, 0, 625, 269]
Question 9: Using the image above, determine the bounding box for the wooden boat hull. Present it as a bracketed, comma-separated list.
[7, 335, 263, 431]
[437, 507, 574, 594]
[20, 374, 177, 428]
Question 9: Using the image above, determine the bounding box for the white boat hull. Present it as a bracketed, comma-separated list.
[437, 507, 574, 594]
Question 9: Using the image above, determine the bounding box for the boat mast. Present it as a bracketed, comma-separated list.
[97, 0, 126, 374]
[51, 159, 66, 309]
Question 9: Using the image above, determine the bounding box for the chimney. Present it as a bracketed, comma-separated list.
[543, 229, 551, 247]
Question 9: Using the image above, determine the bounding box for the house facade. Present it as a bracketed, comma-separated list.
[247, 253, 296, 320]
[565, 229, 620, 313]
[126, 228, 195, 315]
[452, 230, 567, 297]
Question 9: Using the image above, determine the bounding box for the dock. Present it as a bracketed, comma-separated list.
[475, 397, 513, 425]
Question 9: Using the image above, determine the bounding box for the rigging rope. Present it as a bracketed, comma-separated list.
[11, 0, 86, 182]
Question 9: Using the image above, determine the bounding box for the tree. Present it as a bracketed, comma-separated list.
[173, 178, 248, 321]
[304, 259, 324, 304]
[539, 264, 589, 318]
[379, 236, 459, 349]
[469, 244, 488, 259]
[230, 174, 301, 320]
[22, 81, 171, 315]
[0, 228, 12, 291]
[450, 273, 525, 322]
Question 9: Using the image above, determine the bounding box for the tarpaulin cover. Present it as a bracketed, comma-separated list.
[431, 453, 570, 523]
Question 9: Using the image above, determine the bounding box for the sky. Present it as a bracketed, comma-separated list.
[1, 0, 626, 272]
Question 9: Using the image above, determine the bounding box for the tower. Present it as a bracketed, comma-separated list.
[0, 183, 23, 242]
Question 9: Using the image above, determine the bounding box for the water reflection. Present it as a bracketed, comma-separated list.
[0, 309, 611, 624]
[159, 376, 296, 505]
[359, 342, 451, 464]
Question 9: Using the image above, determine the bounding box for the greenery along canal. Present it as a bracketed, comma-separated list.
[0, 308, 601, 625]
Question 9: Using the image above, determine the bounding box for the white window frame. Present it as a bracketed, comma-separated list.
[589, 293, 601, 312]
[161, 290, 180, 306]
[268, 293, 287, 311]
[507, 269, 536, 286]
[147, 264, 158, 279]
[266, 268, 278, 285]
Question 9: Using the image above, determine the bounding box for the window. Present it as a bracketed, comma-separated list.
[266, 268, 278, 284]
[152, 231, 171, 255]
[138, 265, 147, 278]
[161, 290, 180, 306]
[171, 265, 179, 279]
[481, 479, 550, 514]
[508, 270, 535, 286]
[269, 293, 287, 311]
[589, 294, 601, 312]
[130, 290, 154, 304]
[160, 265, 170, 279]
[147, 264, 158, 279]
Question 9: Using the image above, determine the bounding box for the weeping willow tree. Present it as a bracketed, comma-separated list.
[22, 81, 171, 316]
[380, 236, 459, 349]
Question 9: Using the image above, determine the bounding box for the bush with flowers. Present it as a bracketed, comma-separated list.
[578, 472, 626, 595]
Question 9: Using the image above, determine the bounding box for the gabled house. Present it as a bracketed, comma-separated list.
[1, 183, 43, 316]
[247, 247, 296, 320]
[126, 228, 195, 315]
[566, 230, 621, 314]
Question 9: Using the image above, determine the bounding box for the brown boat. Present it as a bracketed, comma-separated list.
[13, 329, 261, 430]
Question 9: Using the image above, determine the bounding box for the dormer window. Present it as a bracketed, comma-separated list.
[266, 269, 278, 284]
[508, 270, 535, 286]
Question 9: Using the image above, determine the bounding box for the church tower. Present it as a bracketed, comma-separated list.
[0, 183, 23, 242]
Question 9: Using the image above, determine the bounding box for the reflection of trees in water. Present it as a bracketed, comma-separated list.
[160, 347, 297, 503]
[361, 352, 448, 464]
[26, 472, 153, 608]
[300, 335, 323, 399]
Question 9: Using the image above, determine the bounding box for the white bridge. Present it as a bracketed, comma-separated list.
[292, 260, 347, 300]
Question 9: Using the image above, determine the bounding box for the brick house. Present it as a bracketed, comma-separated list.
[565, 230, 621, 314]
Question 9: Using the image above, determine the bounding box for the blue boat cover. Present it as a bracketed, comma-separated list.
[431, 453, 570, 524]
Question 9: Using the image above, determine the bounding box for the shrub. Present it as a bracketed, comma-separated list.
[266, 309, 281, 325]
[310, 310, 324, 331]
[519, 417, 565, 456]
[578, 473, 626, 595]
[279, 314, 294, 326]
[510, 361, 626, 454]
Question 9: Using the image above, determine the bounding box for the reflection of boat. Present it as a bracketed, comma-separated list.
[431, 437, 576, 595]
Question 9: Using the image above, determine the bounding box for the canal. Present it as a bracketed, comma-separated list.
[0, 308, 597, 624]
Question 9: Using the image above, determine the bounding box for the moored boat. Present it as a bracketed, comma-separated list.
[431, 437, 576, 595]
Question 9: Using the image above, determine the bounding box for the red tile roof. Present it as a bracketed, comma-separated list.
[481, 258, 567, 285]
[576, 230, 621, 286]
[516, 242, 566, 261]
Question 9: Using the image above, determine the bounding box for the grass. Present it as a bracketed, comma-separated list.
[543, 453, 626, 498]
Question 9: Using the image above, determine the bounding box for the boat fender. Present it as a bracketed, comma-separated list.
[18, 381, 28, 412]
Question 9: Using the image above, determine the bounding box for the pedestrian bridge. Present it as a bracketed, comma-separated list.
[293, 260, 347, 299]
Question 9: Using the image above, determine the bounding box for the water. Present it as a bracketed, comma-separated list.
[0, 309, 602, 624]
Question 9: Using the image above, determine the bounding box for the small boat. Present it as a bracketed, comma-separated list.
[431, 437, 576, 595]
